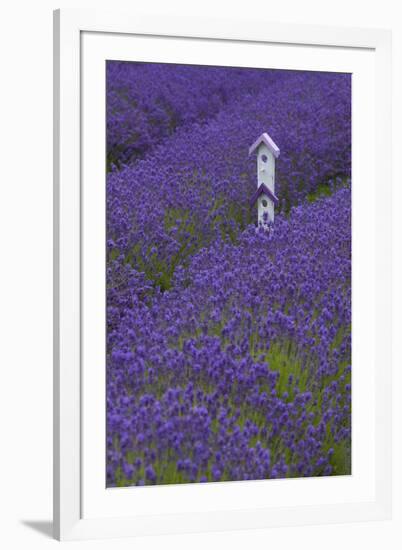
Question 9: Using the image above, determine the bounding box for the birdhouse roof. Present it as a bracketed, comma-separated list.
[249, 132, 280, 158]
[250, 183, 279, 207]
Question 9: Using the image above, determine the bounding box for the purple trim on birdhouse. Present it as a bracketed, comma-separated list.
[249, 183, 279, 207]
[249, 132, 280, 158]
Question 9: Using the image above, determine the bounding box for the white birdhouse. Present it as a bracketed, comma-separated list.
[249, 132, 280, 226]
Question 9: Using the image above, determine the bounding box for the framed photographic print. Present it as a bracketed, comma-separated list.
[53, 8, 392, 541]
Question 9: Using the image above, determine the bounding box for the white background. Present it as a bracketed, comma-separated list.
[0, 0, 400, 548]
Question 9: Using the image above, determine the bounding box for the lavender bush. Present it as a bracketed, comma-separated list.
[107, 61, 283, 168]
[106, 63, 351, 487]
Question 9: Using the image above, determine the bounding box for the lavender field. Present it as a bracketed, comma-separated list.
[106, 62, 351, 487]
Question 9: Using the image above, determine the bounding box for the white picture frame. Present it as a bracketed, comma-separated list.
[53, 8, 392, 541]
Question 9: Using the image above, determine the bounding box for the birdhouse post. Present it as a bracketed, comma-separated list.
[249, 132, 280, 226]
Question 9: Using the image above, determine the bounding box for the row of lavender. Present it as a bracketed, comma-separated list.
[107, 189, 351, 485]
[107, 68, 350, 291]
[107, 62, 282, 167]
